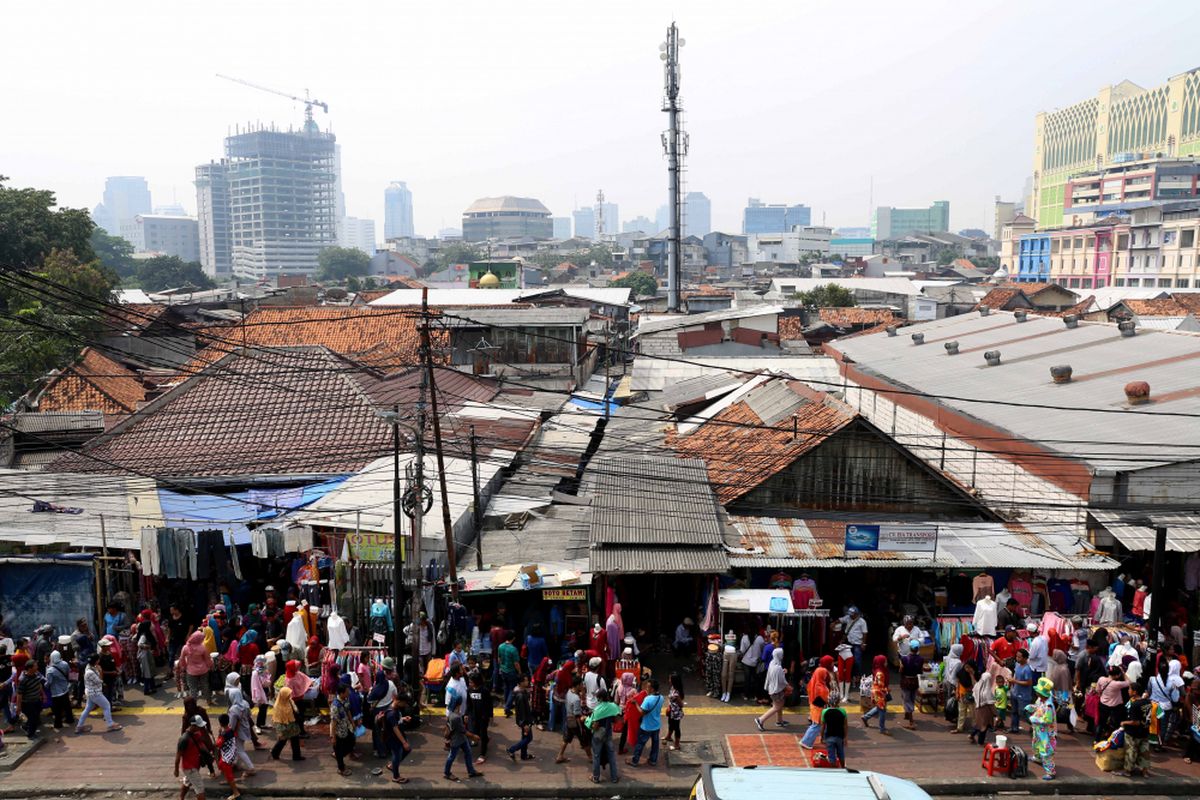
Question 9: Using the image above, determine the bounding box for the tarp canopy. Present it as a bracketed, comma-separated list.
[0, 555, 96, 640]
[157, 478, 346, 545]
[718, 588, 796, 616]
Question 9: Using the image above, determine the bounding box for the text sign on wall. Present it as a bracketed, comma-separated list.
[542, 587, 587, 601]
[347, 532, 402, 562]
[844, 524, 937, 555]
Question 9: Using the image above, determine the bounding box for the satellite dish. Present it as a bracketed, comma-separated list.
[659, 43, 667, 51]
[659, 53, 668, 61]
[678, 38, 686, 46]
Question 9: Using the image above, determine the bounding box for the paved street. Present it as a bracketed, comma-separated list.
[4, 684, 1200, 798]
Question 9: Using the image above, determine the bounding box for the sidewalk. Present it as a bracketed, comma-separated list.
[4, 685, 1200, 797]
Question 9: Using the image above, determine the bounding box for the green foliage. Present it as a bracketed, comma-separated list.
[936, 247, 961, 266]
[135, 255, 215, 293]
[609, 271, 658, 298]
[0, 249, 118, 407]
[317, 246, 371, 282]
[582, 245, 613, 267]
[794, 283, 856, 308]
[969, 256, 1000, 272]
[435, 242, 482, 272]
[90, 229, 138, 278]
[0, 175, 95, 268]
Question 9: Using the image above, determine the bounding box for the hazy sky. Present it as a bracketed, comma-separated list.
[6, 1, 1200, 238]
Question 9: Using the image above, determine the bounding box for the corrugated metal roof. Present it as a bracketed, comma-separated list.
[831, 311, 1200, 472]
[1089, 509, 1200, 552]
[636, 305, 784, 336]
[477, 505, 591, 566]
[11, 411, 105, 434]
[588, 455, 724, 545]
[0, 469, 161, 549]
[439, 308, 590, 327]
[590, 546, 729, 574]
[658, 372, 743, 412]
[369, 287, 630, 308]
[630, 356, 840, 392]
[770, 278, 922, 297]
[727, 516, 1116, 570]
[743, 380, 811, 426]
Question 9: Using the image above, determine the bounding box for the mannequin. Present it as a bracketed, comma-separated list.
[972, 596, 998, 636]
[369, 597, 393, 635]
[721, 631, 738, 703]
[791, 573, 820, 610]
[326, 611, 349, 649]
[834, 642, 854, 700]
[285, 610, 308, 653]
[995, 587, 1012, 609]
[1132, 583, 1148, 620]
[1094, 587, 1122, 625]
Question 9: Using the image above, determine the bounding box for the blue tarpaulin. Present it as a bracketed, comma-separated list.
[156, 478, 347, 545]
[0, 555, 96, 639]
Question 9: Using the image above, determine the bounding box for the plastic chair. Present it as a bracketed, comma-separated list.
[981, 743, 1010, 776]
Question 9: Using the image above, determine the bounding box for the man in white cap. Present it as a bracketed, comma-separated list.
[672, 618, 695, 657]
[840, 607, 868, 680]
[1026, 622, 1049, 683]
[175, 715, 211, 800]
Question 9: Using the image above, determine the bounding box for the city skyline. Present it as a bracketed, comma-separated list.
[6, 1, 1200, 239]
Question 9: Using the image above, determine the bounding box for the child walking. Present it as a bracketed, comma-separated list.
[216, 713, 244, 800]
[666, 672, 685, 751]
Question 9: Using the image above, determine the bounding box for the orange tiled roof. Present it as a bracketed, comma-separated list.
[185, 306, 443, 378]
[1170, 293, 1200, 313]
[1123, 297, 1189, 316]
[1033, 295, 1095, 318]
[818, 307, 895, 327]
[975, 287, 1024, 310]
[777, 317, 806, 340]
[101, 303, 169, 337]
[669, 384, 855, 503]
[37, 348, 145, 415]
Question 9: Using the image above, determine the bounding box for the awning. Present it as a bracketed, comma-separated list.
[718, 588, 796, 615]
[727, 517, 1117, 571]
[1089, 509, 1200, 553]
[157, 478, 346, 545]
[590, 546, 730, 574]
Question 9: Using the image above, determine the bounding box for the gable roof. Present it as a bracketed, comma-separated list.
[818, 307, 896, 328]
[1119, 297, 1189, 317]
[49, 347, 395, 478]
[669, 379, 856, 503]
[975, 287, 1031, 310]
[35, 348, 146, 415]
[100, 303, 171, 337]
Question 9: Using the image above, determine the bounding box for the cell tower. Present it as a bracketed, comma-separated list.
[595, 189, 605, 240]
[660, 23, 687, 312]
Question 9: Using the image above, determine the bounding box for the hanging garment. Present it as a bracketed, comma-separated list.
[286, 613, 308, 653]
[971, 574, 995, 602]
[157, 528, 178, 578]
[1096, 594, 1122, 625]
[250, 529, 269, 559]
[327, 613, 349, 649]
[228, 535, 243, 580]
[791, 576, 819, 610]
[140, 527, 160, 576]
[1132, 587, 1148, 619]
[369, 600, 393, 634]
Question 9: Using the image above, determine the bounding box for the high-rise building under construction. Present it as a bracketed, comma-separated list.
[195, 120, 337, 280]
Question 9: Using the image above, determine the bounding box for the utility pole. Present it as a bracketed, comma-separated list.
[661, 22, 687, 313]
[421, 291, 460, 601]
[391, 402, 404, 661]
[604, 320, 611, 421]
[470, 426, 483, 571]
[1147, 524, 1168, 656]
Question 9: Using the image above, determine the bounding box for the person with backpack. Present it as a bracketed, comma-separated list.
[506, 674, 535, 762]
[585, 687, 621, 784]
[1027, 677, 1057, 781]
[627, 678, 664, 768]
[819, 694, 849, 768]
[1118, 683, 1153, 777]
[175, 715, 212, 800]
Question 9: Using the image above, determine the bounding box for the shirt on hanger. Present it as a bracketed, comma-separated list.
[971, 574, 995, 602]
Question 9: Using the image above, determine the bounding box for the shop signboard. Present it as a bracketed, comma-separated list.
[347, 532, 403, 562]
[542, 587, 587, 601]
[844, 524, 937, 555]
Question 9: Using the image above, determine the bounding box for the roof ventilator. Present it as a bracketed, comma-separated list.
[984, 350, 1001, 366]
[885, 325, 898, 337]
[911, 333, 925, 345]
[1063, 314, 1079, 329]
[1125, 380, 1150, 405]
[944, 341, 959, 355]
[979, 306, 991, 317]
[1050, 365, 1072, 384]
[1118, 320, 1137, 338]
[1014, 310, 1028, 322]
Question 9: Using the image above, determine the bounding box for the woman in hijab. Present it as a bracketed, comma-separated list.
[305, 636, 322, 677]
[754, 649, 789, 730]
[970, 663, 996, 745]
[861, 654, 891, 735]
[1183, 674, 1200, 764]
[617, 672, 643, 755]
[605, 603, 623, 666]
[367, 665, 396, 758]
[180, 630, 213, 701]
[284, 658, 315, 728]
[238, 630, 260, 673]
[270, 686, 304, 762]
[800, 655, 834, 748]
[251, 654, 273, 731]
[224, 673, 260, 771]
[1047, 650, 1074, 733]
[944, 643, 964, 694]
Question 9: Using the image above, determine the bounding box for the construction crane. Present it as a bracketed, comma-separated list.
[216, 73, 329, 130]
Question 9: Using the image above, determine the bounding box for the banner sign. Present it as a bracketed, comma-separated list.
[844, 524, 937, 555]
[347, 532, 402, 562]
[542, 587, 587, 601]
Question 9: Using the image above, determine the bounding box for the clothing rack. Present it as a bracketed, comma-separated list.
[933, 615, 974, 652]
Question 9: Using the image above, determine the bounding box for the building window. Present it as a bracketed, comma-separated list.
[1183, 229, 1196, 248]
[1177, 279, 1191, 288]
[1117, 233, 1129, 249]
[1115, 278, 1126, 286]
[1159, 278, 1172, 287]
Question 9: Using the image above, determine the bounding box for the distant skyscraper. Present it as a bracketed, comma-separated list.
[871, 200, 950, 239]
[154, 202, 188, 217]
[685, 191, 711, 237]
[334, 145, 347, 246]
[384, 181, 414, 239]
[195, 162, 231, 277]
[195, 120, 337, 281]
[121, 214, 200, 262]
[623, 216, 655, 234]
[93, 176, 152, 237]
[742, 198, 811, 235]
[551, 217, 572, 239]
[655, 205, 670, 234]
[341, 217, 376, 255]
[573, 207, 596, 240]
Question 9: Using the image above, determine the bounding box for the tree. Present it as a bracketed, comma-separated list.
[89, 229, 138, 278]
[135, 256, 215, 293]
[0, 175, 95, 268]
[0, 249, 118, 406]
[794, 283, 856, 308]
[610, 272, 658, 298]
[317, 246, 371, 282]
[436, 242, 482, 272]
[582, 245, 614, 268]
